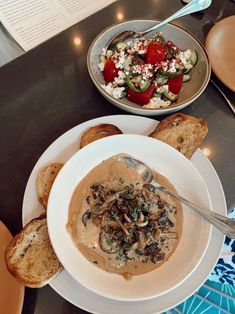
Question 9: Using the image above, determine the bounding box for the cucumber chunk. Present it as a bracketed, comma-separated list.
[123, 55, 132, 70]
[183, 67, 191, 74]
[190, 51, 198, 66]
[183, 74, 191, 82]
[164, 91, 178, 101]
[155, 76, 168, 85]
[153, 92, 162, 98]
[157, 86, 167, 94]
[116, 42, 127, 52]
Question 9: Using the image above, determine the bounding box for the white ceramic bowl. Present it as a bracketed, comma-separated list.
[47, 134, 212, 301]
[87, 19, 211, 116]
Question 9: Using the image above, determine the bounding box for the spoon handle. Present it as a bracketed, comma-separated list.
[157, 185, 235, 239]
[140, 0, 212, 37]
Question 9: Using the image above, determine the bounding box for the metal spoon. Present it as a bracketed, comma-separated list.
[118, 156, 235, 239]
[106, 0, 212, 50]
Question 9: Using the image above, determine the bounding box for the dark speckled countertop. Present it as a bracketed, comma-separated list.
[0, 1, 234, 313]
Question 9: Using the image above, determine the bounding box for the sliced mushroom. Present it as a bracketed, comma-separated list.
[116, 219, 129, 236]
[85, 195, 90, 204]
[151, 253, 165, 263]
[142, 188, 154, 201]
[136, 212, 148, 227]
[136, 220, 148, 227]
[92, 203, 107, 215]
[158, 212, 168, 225]
[101, 211, 113, 228]
[91, 213, 103, 227]
[138, 232, 148, 250]
[82, 210, 91, 227]
[153, 229, 161, 240]
[119, 190, 134, 200]
[157, 199, 165, 209]
[138, 212, 144, 223]
[124, 213, 131, 223]
[167, 211, 176, 227]
[99, 231, 119, 254]
[127, 231, 139, 245]
[90, 183, 104, 191]
[164, 205, 176, 226]
[143, 184, 156, 193]
[143, 243, 160, 256]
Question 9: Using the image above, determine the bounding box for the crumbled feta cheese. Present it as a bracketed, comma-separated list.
[168, 59, 177, 73]
[101, 83, 125, 99]
[160, 60, 177, 73]
[101, 47, 107, 56]
[156, 84, 169, 93]
[160, 61, 168, 72]
[98, 62, 105, 71]
[138, 49, 146, 55]
[114, 51, 125, 69]
[114, 71, 126, 85]
[131, 64, 142, 75]
[106, 50, 113, 59]
[177, 49, 193, 70]
[143, 97, 171, 109]
[132, 64, 153, 79]
[127, 39, 149, 54]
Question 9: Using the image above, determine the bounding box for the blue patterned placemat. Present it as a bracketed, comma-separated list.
[165, 209, 235, 314]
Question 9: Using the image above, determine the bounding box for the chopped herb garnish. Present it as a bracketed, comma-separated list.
[132, 207, 139, 221]
[119, 177, 125, 184]
[106, 238, 114, 246]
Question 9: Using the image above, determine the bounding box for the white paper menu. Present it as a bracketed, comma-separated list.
[0, 0, 117, 51]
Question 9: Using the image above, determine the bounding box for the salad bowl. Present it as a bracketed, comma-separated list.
[87, 19, 211, 116]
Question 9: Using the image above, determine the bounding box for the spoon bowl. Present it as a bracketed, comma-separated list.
[118, 156, 235, 238]
[107, 0, 212, 50]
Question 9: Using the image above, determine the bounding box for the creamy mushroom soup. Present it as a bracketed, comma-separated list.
[67, 154, 183, 280]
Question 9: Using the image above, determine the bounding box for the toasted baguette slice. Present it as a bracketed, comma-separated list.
[149, 113, 208, 159]
[80, 124, 123, 148]
[5, 214, 62, 288]
[36, 162, 63, 209]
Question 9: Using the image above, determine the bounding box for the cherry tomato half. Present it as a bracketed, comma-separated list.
[168, 74, 183, 94]
[103, 60, 119, 83]
[127, 85, 155, 106]
[145, 42, 167, 65]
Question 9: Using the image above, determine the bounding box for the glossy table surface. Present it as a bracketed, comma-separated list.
[0, 0, 234, 313]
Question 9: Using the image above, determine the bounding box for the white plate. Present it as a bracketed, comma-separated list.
[22, 115, 225, 313]
[47, 134, 211, 301]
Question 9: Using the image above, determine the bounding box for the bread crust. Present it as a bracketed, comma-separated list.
[80, 124, 123, 148]
[5, 214, 62, 288]
[149, 113, 208, 159]
[36, 162, 63, 209]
